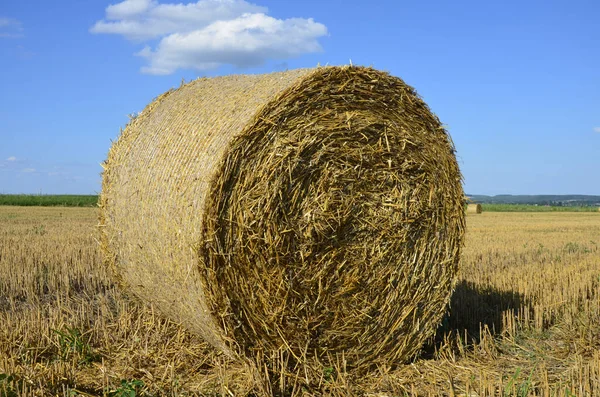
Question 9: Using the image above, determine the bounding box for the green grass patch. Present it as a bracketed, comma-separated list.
[481, 204, 598, 212]
[0, 195, 98, 207]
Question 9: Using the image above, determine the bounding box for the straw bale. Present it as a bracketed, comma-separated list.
[467, 203, 482, 214]
[99, 66, 465, 374]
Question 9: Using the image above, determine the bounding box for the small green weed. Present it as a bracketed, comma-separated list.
[504, 367, 521, 396]
[53, 327, 99, 364]
[503, 366, 535, 397]
[518, 366, 535, 396]
[322, 366, 335, 382]
[106, 379, 145, 397]
[563, 242, 590, 254]
[0, 373, 19, 397]
[564, 388, 576, 397]
[31, 225, 46, 236]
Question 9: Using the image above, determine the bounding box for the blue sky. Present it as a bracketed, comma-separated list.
[0, 0, 598, 195]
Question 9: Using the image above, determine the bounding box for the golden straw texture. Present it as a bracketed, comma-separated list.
[467, 203, 483, 214]
[100, 66, 465, 375]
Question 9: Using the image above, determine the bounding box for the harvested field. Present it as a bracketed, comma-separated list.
[1, 207, 599, 395]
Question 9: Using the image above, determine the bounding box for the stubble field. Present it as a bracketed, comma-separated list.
[0, 206, 599, 396]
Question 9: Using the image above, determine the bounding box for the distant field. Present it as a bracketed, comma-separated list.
[1, 195, 597, 212]
[482, 203, 598, 212]
[0, 194, 98, 207]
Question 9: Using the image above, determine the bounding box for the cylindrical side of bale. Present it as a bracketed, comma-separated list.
[100, 66, 465, 370]
[467, 203, 482, 214]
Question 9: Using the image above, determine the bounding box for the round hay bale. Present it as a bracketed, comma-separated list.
[99, 66, 465, 371]
[467, 203, 482, 214]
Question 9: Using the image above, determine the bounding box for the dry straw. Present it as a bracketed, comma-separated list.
[467, 203, 483, 214]
[99, 66, 465, 385]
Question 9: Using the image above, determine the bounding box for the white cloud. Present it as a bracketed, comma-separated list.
[138, 13, 326, 74]
[106, 0, 155, 20]
[0, 17, 24, 38]
[593, 127, 600, 133]
[91, 0, 327, 74]
[21, 168, 36, 173]
[6, 156, 16, 161]
[91, 0, 267, 40]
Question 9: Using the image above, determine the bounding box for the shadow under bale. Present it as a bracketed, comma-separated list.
[423, 280, 526, 356]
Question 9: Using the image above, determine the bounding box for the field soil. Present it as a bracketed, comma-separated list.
[1, 207, 599, 396]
